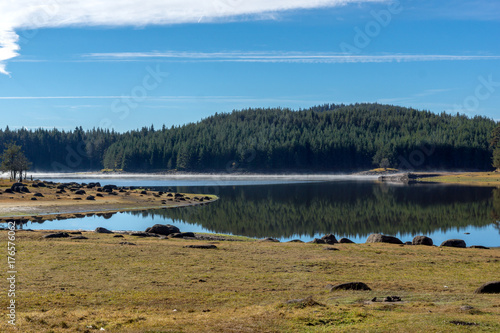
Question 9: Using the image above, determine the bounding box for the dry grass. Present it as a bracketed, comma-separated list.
[1, 231, 499, 332]
[418, 172, 500, 187]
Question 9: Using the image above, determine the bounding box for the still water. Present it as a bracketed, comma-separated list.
[15, 175, 500, 247]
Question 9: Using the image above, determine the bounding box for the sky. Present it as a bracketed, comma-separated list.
[0, 0, 499, 132]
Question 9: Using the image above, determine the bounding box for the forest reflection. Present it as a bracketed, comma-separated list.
[129, 182, 499, 239]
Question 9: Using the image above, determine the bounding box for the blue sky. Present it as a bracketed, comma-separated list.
[0, 0, 499, 132]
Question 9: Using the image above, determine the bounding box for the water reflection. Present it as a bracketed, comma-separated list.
[129, 182, 497, 239]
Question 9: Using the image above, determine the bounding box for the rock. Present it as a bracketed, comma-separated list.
[309, 238, 326, 244]
[113, 235, 124, 238]
[324, 247, 339, 251]
[168, 232, 195, 238]
[469, 245, 489, 249]
[329, 282, 371, 291]
[412, 235, 433, 246]
[145, 224, 180, 236]
[474, 281, 500, 294]
[384, 296, 402, 302]
[102, 185, 118, 191]
[71, 236, 88, 240]
[95, 227, 113, 234]
[140, 190, 148, 195]
[339, 238, 355, 244]
[31, 197, 37, 201]
[404, 241, 412, 245]
[259, 237, 280, 242]
[96, 193, 103, 197]
[287, 239, 304, 243]
[86, 195, 95, 200]
[43, 232, 70, 238]
[460, 305, 474, 311]
[440, 239, 466, 248]
[371, 297, 377, 302]
[320, 234, 338, 244]
[75, 190, 86, 195]
[130, 232, 158, 237]
[4, 189, 13, 194]
[119, 242, 136, 246]
[184, 244, 218, 249]
[366, 233, 403, 245]
[69, 231, 82, 234]
[33, 192, 44, 197]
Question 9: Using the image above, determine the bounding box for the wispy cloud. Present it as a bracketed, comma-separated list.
[83, 51, 500, 63]
[0, 0, 385, 75]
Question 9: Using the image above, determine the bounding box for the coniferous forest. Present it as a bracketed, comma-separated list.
[0, 103, 498, 172]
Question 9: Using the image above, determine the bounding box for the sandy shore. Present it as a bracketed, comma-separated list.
[0, 179, 217, 222]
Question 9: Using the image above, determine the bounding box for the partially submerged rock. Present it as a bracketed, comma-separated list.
[366, 233, 403, 245]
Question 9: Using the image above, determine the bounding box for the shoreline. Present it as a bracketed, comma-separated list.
[0, 179, 218, 223]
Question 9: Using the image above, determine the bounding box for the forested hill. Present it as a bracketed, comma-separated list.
[1, 103, 498, 172]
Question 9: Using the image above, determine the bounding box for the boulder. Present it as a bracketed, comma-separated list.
[329, 282, 371, 291]
[71, 236, 88, 240]
[75, 190, 86, 195]
[474, 281, 500, 294]
[440, 239, 466, 248]
[259, 237, 280, 242]
[33, 193, 44, 197]
[339, 238, 355, 244]
[43, 232, 70, 239]
[145, 224, 180, 236]
[469, 245, 489, 249]
[321, 234, 338, 244]
[86, 195, 95, 201]
[184, 244, 217, 249]
[366, 233, 403, 245]
[168, 232, 195, 238]
[95, 227, 113, 234]
[412, 236, 433, 246]
[309, 238, 326, 244]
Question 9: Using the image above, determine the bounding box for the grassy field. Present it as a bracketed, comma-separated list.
[1, 231, 499, 332]
[417, 172, 500, 187]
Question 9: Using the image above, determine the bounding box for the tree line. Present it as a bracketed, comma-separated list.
[0, 103, 498, 172]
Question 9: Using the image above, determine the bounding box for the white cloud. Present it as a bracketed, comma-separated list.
[0, 0, 385, 75]
[84, 51, 500, 63]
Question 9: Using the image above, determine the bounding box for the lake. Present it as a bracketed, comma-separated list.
[9, 174, 500, 247]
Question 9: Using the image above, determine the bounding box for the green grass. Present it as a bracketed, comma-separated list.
[1, 231, 499, 332]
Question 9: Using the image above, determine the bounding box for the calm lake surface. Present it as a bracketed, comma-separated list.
[12, 174, 500, 247]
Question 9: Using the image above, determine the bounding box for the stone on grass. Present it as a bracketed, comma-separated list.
[259, 237, 280, 242]
[145, 224, 180, 236]
[184, 244, 217, 249]
[43, 232, 70, 238]
[440, 239, 466, 248]
[366, 233, 403, 245]
[320, 234, 338, 244]
[95, 227, 113, 234]
[329, 282, 371, 291]
[86, 195, 95, 201]
[469, 245, 489, 249]
[412, 235, 433, 246]
[71, 236, 88, 240]
[474, 281, 500, 294]
[168, 232, 195, 238]
[339, 238, 355, 244]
